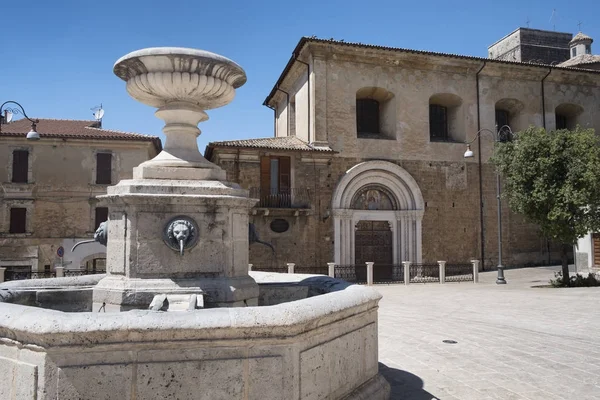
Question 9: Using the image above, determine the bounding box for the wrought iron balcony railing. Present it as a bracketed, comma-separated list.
[249, 188, 311, 209]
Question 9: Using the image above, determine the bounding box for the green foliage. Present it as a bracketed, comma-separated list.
[550, 271, 600, 287]
[492, 126, 600, 246]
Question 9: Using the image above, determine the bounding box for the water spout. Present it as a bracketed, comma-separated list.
[179, 239, 185, 256]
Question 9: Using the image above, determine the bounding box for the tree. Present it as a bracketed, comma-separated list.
[492, 126, 600, 285]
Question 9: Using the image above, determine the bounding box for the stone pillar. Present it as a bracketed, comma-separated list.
[0, 267, 5, 283]
[402, 261, 411, 285]
[248, 264, 253, 272]
[366, 262, 374, 286]
[471, 259, 480, 283]
[438, 261, 446, 284]
[55, 267, 65, 278]
[287, 263, 295, 274]
[327, 262, 335, 278]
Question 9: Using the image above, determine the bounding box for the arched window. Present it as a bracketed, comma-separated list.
[495, 98, 525, 139]
[555, 103, 584, 130]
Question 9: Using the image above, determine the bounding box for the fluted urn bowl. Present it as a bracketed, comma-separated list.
[114, 47, 247, 110]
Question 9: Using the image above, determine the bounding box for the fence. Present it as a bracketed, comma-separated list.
[0, 268, 106, 283]
[248, 260, 480, 285]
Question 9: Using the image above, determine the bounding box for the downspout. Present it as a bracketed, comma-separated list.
[266, 104, 276, 137]
[275, 87, 290, 136]
[295, 58, 311, 143]
[541, 68, 552, 130]
[476, 61, 486, 270]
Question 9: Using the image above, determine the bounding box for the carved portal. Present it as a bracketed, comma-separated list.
[164, 216, 199, 256]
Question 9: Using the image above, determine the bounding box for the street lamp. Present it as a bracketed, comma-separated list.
[464, 125, 513, 285]
[0, 101, 40, 141]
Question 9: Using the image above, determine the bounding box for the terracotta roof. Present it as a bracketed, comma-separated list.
[205, 136, 334, 159]
[559, 54, 600, 68]
[0, 118, 162, 151]
[264, 36, 600, 107]
[570, 32, 593, 44]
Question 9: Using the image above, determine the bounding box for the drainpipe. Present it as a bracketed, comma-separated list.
[295, 58, 311, 143]
[541, 68, 552, 129]
[266, 104, 276, 137]
[275, 87, 290, 136]
[476, 61, 486, 270]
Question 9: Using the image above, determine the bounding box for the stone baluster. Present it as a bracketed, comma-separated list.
[248, 264, 253, 272]
[327, 262, 335, 278]
[366, 262, 374, 285]
[287, 263, 295, 274]
[471, 259, 480, 283]
[402, 261, 411, 285]
[438, 261, 446, 284]
[55, 267, 65, 278]
[0, 267, 5, 283]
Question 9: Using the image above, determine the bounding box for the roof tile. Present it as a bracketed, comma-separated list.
[207, 136, 334, 152]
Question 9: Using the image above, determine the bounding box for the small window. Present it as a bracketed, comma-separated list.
[9, 208, 27, 234]
[44, 265, 51, 272]
[356, 99, 380, 135]
[95, 207, 109, 230]
[429, 104, 448, 141]
[12, 150, 29, 183]
[96, 153, 112, 185]
[585, 45, 592, 55]
[572, 48, 577, 57]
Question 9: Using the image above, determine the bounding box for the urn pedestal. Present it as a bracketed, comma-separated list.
[92, 47, 258, 310]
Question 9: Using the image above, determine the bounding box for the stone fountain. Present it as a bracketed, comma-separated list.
[0, 47, 390, 399]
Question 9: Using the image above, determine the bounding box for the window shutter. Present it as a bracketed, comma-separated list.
[95, 207, 109, 230]
[12, 150, 29, 183]
[279, 157, 291, 192]
[260, 156, 271, 193]
[96, 153, 112, 184]
[9, 208, 27, 234]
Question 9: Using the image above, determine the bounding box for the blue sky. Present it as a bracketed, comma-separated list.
[2, 0, 598, 151]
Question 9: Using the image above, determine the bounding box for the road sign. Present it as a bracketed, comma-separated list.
[57, 246, 64, 258]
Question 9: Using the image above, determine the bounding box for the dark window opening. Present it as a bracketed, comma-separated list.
[270, 219, 290, 233]
[495, 109, 512, 142]
[44, 265, 51, 272]
[429, 104, 448, 141]
[12, 150, 29, 183]
[96, 153, 112, 184]
[95, 207, 109, 230]
[572, 48, 577, 57]
[9, 208, 27, 234]
[556, 114, 568, 130]
[585, 45, 592, 55]
[356, 99, 380, 136]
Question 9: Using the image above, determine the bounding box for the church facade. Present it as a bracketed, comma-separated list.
[206, 32, 600, 270]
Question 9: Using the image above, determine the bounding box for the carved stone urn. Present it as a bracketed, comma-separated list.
[113, 47, 247, 180]
[93, 48, 258, 310]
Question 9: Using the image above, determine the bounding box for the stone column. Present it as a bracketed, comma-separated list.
[248, 264, 253, 272]
[438, 261, 446, 284]
[366, 262, 374, 286]
[471, 259, 480, 283]
[402, 261, 411, 285]
[55, 267, 65, 278]
[287, 263, 295, 274]
[327, 262, 335, 278]
[0, 267, 5, 283]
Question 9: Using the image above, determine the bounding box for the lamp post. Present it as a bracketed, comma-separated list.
[0, 101, 40, 140]
[464, 125, 513, 285]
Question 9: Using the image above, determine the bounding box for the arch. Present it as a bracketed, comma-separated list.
[332, 161, 424, 265]
[332, 161, 424, 210]
[555, 103, 584, 130]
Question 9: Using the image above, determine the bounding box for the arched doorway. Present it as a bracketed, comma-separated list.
[332, 161, 424, 265]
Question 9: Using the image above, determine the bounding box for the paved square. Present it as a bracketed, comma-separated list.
[376, 267, 600, 400]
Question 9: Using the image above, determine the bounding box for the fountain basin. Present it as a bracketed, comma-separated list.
[0, 273, 390, 399]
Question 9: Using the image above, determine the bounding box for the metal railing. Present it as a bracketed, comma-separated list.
[249, 187, 311, 209]
[251, 265, 288, 273]
[371, 264, 405, 284]
[64, 269, 106, 277]
[294, 265, 329, 275]
[409, 263, 441, 283]
[444, 263, 474, 282]
[5, 271, 56, 281]
[334, 264, 367, 284]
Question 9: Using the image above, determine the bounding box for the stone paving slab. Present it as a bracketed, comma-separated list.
[376, 266, 600, 400]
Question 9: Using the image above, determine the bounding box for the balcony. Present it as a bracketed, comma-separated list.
[249, 188, 311, 209]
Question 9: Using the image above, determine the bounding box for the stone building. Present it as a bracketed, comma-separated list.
[559, 32, 600, 70]
[0, 118, 160, 277]
[206, 35, 600, 270]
